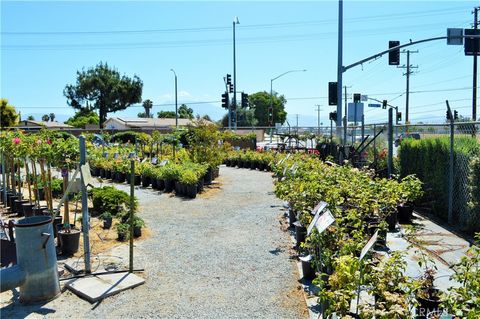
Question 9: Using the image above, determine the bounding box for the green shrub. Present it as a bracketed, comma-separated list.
[91, 186, 137, 217]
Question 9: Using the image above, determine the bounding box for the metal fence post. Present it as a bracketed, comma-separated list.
[388, 108, 393, 178]
[129, 160, 135, 273]
[373, 124, 377, 166]
[446, 101, 454, 224]
[79, 136, 91, 274]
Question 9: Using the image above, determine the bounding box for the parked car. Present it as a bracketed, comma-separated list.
[394, 132, 420, 147]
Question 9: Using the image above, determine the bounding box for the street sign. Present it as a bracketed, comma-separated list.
[368, 103, 381, 108]
[347, 103, 364, 122]
[447, 28, 463, 45]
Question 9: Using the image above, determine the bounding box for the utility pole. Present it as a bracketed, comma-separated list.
[337, 0, 344, 142]
[315, 105, 322, 136]
[343, 85, 351, 145]
[473, 7, 479, 121]
[398, 50, 418, 124]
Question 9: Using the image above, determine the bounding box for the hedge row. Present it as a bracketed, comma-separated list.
[398, 136, 480, 233]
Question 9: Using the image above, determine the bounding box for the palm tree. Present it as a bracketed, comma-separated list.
[142, 99, 153, 118]
[49, 113, 55, 122]
[42, 114, 50, 122]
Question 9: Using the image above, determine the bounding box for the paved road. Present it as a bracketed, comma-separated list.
[1, 166, 307, 319]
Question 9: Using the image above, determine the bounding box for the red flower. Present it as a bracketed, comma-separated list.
[46, 139, 52, 145]
[12, 137, 21, 145]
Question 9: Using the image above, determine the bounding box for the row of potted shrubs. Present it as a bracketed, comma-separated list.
[224, 150, 275, 171]
[270, 153, 479, 318]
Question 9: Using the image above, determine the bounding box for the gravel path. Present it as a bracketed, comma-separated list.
[1, 166, 307, 319]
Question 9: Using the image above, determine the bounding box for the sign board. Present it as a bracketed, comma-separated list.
[347, 102, 364, 122]
[368, 103, 381, 108]
[103, 152, 109, 158]
[69, 178, 82, 193]
[80, 163, 94, 187]
[128, 152, 136, 159]
[113, 152, 119, 159]
[447, 28, 463, 45]
[307, 202, 328, 236]
[313, 209, 335, 235]
[151, 157, 158, 165]
[159, 160, 169, 167]
[360, 229, 379, 260]
[361, 95, 368, 102]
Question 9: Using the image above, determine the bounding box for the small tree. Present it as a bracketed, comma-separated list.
[42, 114, 50, 122]
[157, 110, 176, 118]
[65, 108, 99, 128]
[178, 104, 194, 119]
[27, 115, 35, 121]
[49, 113, 56, 122]
[0, 98, 19, 128]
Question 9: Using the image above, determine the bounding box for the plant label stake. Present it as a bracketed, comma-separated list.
[151, 157, 158, 165]
[159, 160, 169, 167]
[313, 209, 335, 235]
[307, 202, 328, 236]
[129, 160, 135, 273]
[80, 163, 94, 188]
[79, 136, 91, 274]
[355, 229, 379, 315]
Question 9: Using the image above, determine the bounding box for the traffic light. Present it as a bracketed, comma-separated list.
[229, 83, 233, 93]
[221, 92, 229, 109]
[454, 110, 458, 120]
[353, 93, 361, 103]
[268, 107, 273, 126]
[389, 41, 400, 65]
[329, 111, 337, 121]
[396, 111, 402, 122]
[241, 93, 249, 108]
[382, 100, 387, 109]
[226, 74, 232, 85]
[446, 110, 451, 120]
[464, 29, 480, 56]
[328, 82, 337, 105]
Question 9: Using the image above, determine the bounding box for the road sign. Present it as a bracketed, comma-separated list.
[368, 103, 381, 108]
[447, 28, 463, 45]
[347, 103, 364, 122]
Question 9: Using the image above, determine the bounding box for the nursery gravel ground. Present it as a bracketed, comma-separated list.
[1, 166, 307, 319]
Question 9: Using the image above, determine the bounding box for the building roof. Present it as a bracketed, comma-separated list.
[15, 120, 74, 129]
[105, 117, 210, 129]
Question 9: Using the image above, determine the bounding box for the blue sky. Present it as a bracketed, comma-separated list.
[1, 1, 479, 126]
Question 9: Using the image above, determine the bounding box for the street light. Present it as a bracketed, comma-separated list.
[232, 16, 240, 131]
[170, 69, 178, 129]
[269, 69, 306, 126]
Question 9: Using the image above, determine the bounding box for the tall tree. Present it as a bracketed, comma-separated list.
[64, 62, 143, 128]
[0, 98, 19, 128]
[249, 91, 287, 126]
[157, 111, 176, 118]
[178, 104, 194, 119]
[142, 99, 153, 118]
[42, 114, 50, 122]
[49, 113, 55, 122]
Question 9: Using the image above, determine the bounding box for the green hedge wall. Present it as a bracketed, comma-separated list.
[399, 136, 480, 233]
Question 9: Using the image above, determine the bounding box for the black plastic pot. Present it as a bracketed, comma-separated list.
[294, 222, 307, 248]
[197, 179, 204, 193]
[33, 205, 47, 216]
[213, 167, 219, 179]
[237, 160, 244, 168]
[58, 229, 81, 255]
[116, 172, 126, 183]
[103, 217, 113, 229]
[117, 231, 127, 241]
[386, 211, 398, 231]
[100, 168, 106, 178]
[416, 288, 442, 318]
[175, 181, 183, 196]
[14, 199, 29, 216]
[398, 203, 414, 223]
[37, 188, 45, 201]
[53, 216, 63, 238]
[186, 184, 197, 199]
[8, 194, 20, 211]
[164, 179, 175, 193]
[22, 203, 35, 217]
[156, 179, 165, 191]
[91, 167, 100, 177]
[105, 169, 112, 180]
[225, 159, 231, 167]
[133, 226, 142, 238]
[301, 257, 316, 280]
[141, 175, 151, 188]
[203, 168, 213, 185]
[288, 209, 297, 227]
[134, 174, 141, 186]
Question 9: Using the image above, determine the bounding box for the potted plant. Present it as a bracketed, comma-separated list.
[179, 169, 199, 199]
[413, 249, 442, 317]
[100, 212, 113, 229]
[397, 175, 424, 223]
[116, 223, 129, 241]
[133, 217, 145, 238]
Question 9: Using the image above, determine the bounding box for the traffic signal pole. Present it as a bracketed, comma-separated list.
[337, 0, 344, 145]
[473, 7, 479, 122]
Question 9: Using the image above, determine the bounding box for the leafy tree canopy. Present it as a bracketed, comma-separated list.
[42, 114, 50, 122]
[65, 108, 100, 128]
[27, 115, 35, 121]
[249, 91, 287, 126]
[142, 99, 153, 118]
[178, 104, 194, 119]
[0, 98, 19, 128]
[157, 110, 176, 118]
[64, 62, 143, 128]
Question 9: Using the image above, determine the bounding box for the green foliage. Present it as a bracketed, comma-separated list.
[399, 136, 480, 233]
[178, 104, 193, 119]
[91, 186, 137, 217]
[65, 108, 99, 128]
[157, 110, 176, 118]
[249, 91, 287, 126]
[64, 62, 143, 127]
[0, 98, 19, 128]
[187, 120, 224, 168]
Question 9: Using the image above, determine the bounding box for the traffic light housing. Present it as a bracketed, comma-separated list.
[397, 111, 402, 122]
[353, 93, 361, 103]
[268, 107, 273, 126]
[229, 83, 233, 93]
[446, 110, 451, 120]
[329, 111, 337, 121]
[464, 29, 480, 56]
[241, 93, 249, 108]
[328, 82, 338, 105]
[389, 41, 400, 65]
[454, 110, 458, 120]
[226, 74, 232, 85]
[221, 92, 229, 109]
[382, 100, 387, 109]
